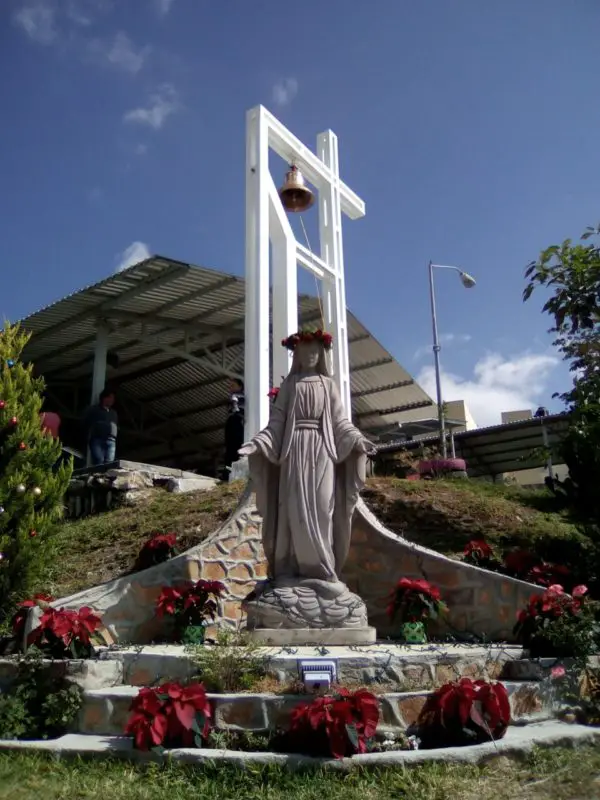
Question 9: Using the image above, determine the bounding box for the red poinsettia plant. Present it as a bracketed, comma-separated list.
[415, 678, 510, 748]
[134, 532, 178, 571]
[11, 593, 54, 642]
[124, 681, 212, 751]
[502, 549, 572, 589]
[513, 583, 591, 657]
[387, 578, 448, 625]
[156, 580, 225, 639]
[277, 688, 379, 759]
[26, 606, 103, 659]
[463, 539, 499, 569]
[281, 328, 333, 352]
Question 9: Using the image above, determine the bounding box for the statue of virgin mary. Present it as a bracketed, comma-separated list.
[239, 330, 373, 631]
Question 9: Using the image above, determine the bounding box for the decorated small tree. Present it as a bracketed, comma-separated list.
[0, 323, 72, 625]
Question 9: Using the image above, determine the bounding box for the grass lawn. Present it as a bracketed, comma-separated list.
[1, 747, 600, 800]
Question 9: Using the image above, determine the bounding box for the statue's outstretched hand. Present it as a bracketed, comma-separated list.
[355, 438, 376, 456]
[238, 441, 258, 457]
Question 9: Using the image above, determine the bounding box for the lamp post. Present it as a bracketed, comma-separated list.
[428, 262, 476, 458]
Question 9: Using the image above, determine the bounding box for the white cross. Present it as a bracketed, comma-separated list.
[244, 105, 366, 439]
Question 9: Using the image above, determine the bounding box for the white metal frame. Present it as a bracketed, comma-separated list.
[244, 105, 365, 439]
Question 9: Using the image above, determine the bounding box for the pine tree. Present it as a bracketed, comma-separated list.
[0, 323, 72, 624]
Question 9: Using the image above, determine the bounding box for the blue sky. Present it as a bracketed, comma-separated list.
[1, 0, 599, 426]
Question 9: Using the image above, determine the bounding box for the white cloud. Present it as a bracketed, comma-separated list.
[89, 31, 150, 74]
[123, 83, 179, 129]
[272, 77, 298, 107]
[417, 351, 560, 428]
[13, 2, 58, 45]
[155, 0, 175, 15]
[413, 332, 471, 361]
[134, 143, 148, 156]
[115, 241, 151, 273]
[65, 0, 107, 26]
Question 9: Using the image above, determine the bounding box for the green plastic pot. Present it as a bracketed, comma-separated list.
[181, 625, 206, 645]
[400, 621, 427, 644]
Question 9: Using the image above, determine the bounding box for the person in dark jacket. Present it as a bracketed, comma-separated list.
[222, 378, 245, 481]
[84, 388, 118, 466]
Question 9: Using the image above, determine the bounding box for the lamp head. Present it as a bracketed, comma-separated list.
[460, 271, 476, 288]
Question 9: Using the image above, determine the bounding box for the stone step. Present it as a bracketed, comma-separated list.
[3, 721, 599, 768]
[77, 679, 553, 738]
[97, 643, 527, 688]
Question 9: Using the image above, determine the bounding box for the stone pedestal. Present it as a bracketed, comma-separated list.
[243, 578, 372, 645]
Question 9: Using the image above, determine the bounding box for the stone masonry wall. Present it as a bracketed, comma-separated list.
[40, 485, 541, 644]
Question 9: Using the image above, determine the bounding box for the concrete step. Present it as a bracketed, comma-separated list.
[97, 643, 527, 688]
[2, 721, 598, 769]
[77, 679, 553, 737]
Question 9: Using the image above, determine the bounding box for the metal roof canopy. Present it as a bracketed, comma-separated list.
[375, 414, 569, 479]
[19, 256, 435, 471]
[376, 417, 466, 442]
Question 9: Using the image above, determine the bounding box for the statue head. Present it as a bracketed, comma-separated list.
[297, 341, 320, 371]
[290, 341, 330, 376]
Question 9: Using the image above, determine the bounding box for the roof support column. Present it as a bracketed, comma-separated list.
[90, 323, 108, 404]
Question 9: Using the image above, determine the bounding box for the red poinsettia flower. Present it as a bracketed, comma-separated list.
[156, 586, 184, 617]
[146, 533, 177, 551]
[125, 681, 212, 751]
[288, 688, 379, 759]
[463, 539, 493, 561]
[10, 593, 54, 638]
[387, 577, 446, 623]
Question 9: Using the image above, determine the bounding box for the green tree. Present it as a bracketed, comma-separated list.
[0, 323, 72, 624]
[524, 223, 600, 518]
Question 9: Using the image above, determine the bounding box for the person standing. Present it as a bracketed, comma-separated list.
[84, 388, 118, 466]
[222, 378, 245, 481]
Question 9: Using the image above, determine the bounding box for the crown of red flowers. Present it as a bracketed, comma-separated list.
[281, 329, 333, 351]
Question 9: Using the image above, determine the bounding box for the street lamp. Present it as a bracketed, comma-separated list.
[428, 262, 476, 458]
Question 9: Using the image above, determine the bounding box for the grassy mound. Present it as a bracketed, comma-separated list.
[41, 477, 584, 599]
[363, 477, 585, 562]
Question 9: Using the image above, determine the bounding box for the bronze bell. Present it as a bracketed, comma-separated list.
[278, 164, 315, 213]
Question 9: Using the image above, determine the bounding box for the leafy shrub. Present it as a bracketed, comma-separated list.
[415, 678, 510, 748]
[124, 681, 212, 751]
[0, 652, 82, 740]
[274, 688, 379, 759]
[189, 628, 268, 692]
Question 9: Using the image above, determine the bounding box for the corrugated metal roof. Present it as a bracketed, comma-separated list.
[19, 256, 436, 469]
[375, 413, 569, 478]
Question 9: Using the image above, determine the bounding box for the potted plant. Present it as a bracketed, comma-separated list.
[274, 688, 379, 759]
[387, 577, 447, 643]
[124, 681, 212, 751]
[414, 677, 510, 748]
[513, 583, 595, 659]
[156, 580, 225, 644]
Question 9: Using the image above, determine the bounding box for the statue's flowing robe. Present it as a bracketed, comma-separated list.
[247, 374, 367, 582]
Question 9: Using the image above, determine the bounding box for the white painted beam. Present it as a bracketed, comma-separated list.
[260, 106, 366, 220]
